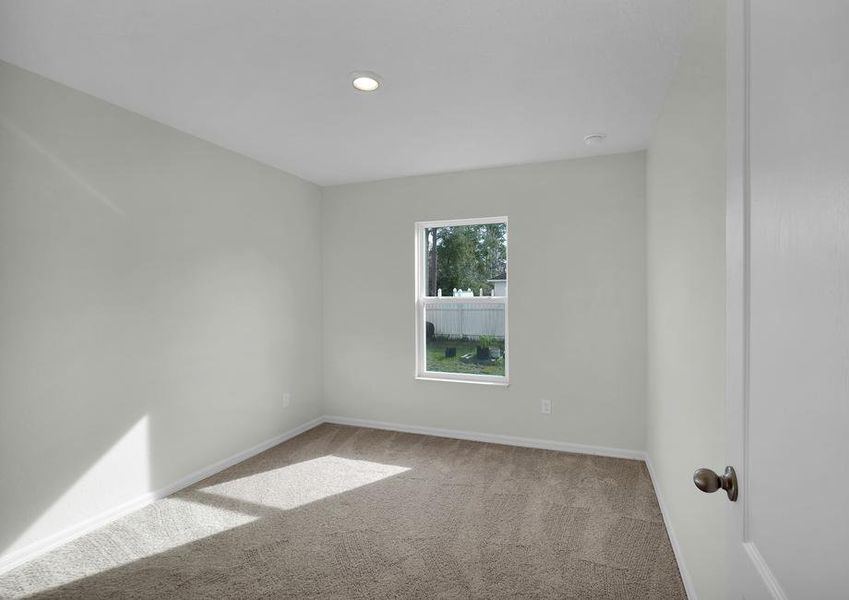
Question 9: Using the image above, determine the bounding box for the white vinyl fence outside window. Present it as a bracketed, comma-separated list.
[424, 302, 506, 340]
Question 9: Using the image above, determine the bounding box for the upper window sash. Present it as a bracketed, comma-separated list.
[414, 216, 509, 299]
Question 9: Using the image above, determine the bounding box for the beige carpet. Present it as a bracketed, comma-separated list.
[0, 424, 686, 599]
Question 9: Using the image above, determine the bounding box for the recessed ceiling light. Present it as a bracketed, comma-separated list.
[584, 133, 607, 145]
[352, 72, 381, 92]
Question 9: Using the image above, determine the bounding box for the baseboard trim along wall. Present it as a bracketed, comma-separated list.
[0, 416, 324, 575]
[1, 414, 694, 600]
[323, 415, 647, 461]
[644, 455, 699, 600]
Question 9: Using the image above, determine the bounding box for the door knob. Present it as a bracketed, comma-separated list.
[693, 466, 738, 501]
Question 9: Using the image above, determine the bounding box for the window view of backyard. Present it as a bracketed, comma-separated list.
[425, 330, 506, 376]
[421, 221, 507, 378]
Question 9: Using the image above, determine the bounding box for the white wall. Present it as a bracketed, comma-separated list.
[322, 152, 647, 452]
[0, 61, 323, 564]
[646, 2, 727, 599]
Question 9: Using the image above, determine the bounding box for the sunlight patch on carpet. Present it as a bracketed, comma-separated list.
[200, 455, 410, 511]
[3, 496, 257, 597]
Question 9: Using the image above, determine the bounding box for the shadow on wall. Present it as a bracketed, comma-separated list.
[0, 104, 315, 567]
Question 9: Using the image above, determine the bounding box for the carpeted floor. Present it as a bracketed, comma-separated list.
[0, 424, 686, 599]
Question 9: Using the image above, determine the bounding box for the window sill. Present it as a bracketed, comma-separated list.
[415, 374, 510, 387]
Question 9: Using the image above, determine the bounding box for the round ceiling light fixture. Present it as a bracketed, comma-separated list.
[584, 132, 607, 145]
[352, 72, 381, 92]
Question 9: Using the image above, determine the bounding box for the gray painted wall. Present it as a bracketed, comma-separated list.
[322, 152, 647, 452]
[0, 61, 323, 562]
[646, 2, 727, 598]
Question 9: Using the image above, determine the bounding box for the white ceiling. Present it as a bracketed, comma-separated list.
[0, 1, 691, 186]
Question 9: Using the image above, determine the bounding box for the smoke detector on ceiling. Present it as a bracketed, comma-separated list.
[583, 133, 607, 145]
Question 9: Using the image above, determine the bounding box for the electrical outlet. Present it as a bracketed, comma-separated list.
[540, 398, 551, 415]
[282, 393, 291, 408]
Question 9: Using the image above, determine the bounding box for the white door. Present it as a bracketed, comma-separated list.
[724, 1, 849, 598]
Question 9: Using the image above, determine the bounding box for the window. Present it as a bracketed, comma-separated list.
[415, 217, 508, 384]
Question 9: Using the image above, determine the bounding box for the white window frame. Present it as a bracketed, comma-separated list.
[414, 216, 509, 385]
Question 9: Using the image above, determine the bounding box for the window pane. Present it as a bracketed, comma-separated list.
[424, 301, 506, 377]
[424, 223, 507, 297]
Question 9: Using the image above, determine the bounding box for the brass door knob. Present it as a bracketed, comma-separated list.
[693, 466, 738, 501]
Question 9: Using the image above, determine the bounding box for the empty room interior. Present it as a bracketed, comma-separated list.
[1, 1, 846, 599]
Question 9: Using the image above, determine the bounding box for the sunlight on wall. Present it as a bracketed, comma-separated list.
[0, 113, 125, 215]
[6, 416, 151, 560]
[201, 455, 410, 511]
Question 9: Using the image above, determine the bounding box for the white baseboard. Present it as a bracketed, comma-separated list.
[322, 415, 646, 461]
[0, 416, 324, 575]
[644, 455, 698, 600]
